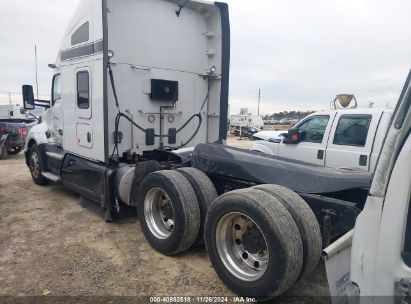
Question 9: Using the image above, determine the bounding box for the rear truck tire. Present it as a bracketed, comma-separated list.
[254, 184, 322, 280]
[204, 188, 303, 298]
[177, 167, 218, 246]
[137, 170, 201, 256]
[28, 144, 48, 186]
[5, 143, 22, 155]
[0, 144, 7, 160]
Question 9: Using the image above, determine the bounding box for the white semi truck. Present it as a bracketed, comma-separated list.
[20, 0, 410, 301]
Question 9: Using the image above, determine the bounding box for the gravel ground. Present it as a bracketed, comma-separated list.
[0, 141, 330, 303]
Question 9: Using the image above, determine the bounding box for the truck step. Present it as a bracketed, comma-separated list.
[41, 172, 62, 182]
[45, 151, 64, 160]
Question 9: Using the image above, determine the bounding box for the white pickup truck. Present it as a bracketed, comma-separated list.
[251, 108, 394, 172]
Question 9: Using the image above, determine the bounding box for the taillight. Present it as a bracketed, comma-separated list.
[18, 128, 27, 139]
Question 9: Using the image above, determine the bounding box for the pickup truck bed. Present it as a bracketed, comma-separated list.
[0, 119, 34, 158]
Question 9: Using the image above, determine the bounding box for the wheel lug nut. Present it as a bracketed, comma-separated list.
[235, 239, 242, 245]
[242, 252, 248, 260]
[234, 224, 241, 230]
[254, 261, 260, 268]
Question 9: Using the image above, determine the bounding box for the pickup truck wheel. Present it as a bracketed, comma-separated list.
[177, 167, 218, 246]
[0, 144, 7, 160]
[137, 170, 201, 256]
[6, 144, 22, 155]
[205, 189, 303, 298]
[254, 184, 322, 280]
[28, 144, 48, 186]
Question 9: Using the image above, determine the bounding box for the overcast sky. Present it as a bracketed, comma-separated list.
[1, 0, 411, 115]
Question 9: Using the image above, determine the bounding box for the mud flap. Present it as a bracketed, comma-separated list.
[322, 230, 353, 304]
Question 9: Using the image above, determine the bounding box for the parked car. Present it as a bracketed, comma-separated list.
[251, 108, 394, 172]
[231, 126, 262, 139]
[279, 118, 292, 125]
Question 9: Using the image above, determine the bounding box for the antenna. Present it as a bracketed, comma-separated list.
[35, 45, 39, 100]
[258, 89, 261, 116]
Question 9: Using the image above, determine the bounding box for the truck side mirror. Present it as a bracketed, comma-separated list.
[22, 85, 35, 110]
[285, 128, 305, 144]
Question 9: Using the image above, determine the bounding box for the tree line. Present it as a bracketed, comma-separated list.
[263, 111, 315, 120]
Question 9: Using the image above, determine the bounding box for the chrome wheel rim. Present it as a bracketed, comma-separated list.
[216, 212, 269, 281]
[144, 188, 175, 239]
[30, 152, 40, 178]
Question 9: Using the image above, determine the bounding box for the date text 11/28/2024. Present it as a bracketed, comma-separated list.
[149, 297, 257, 303]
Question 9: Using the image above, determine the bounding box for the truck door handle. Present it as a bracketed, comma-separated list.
[359, 155, 368, 166]
[58, 129, 63, 136]
[317, 150, 325, 160]
[87, 132, 92, 143]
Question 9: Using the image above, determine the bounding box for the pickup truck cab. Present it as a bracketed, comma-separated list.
[251, 108, 394, 172]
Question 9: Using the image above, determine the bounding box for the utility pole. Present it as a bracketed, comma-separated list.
[8, 92, 11, 106]
[258, 89, 261, 116]
[35, 45, 39, 99]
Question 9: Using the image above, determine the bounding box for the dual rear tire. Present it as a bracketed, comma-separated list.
[204, 186, 322, 299]
[137, 168, 217, 256]
[136, 168, 321, 299]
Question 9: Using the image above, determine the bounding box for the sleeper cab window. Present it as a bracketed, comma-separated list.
[77, 71, 89, 109]
[71, 22, 89, 46]
[333, 115, 372, 147]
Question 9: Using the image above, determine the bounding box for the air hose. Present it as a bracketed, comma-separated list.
[108, 63, 214, 159]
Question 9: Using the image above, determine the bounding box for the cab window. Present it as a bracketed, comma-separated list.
[52, 74, 62, 105]
[298, 116, 330, 143]
[333, 115, 372, 147]
[77, 71, 89, 109]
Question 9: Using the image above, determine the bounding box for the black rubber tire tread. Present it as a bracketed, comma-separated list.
[254, 184, 322, 280]
[205, 188, 303, 298]
[0, 144, 7, 160]
[29, 144, 48, 186]
[137, 170, 201, 256]
[177, 167, 218, 246]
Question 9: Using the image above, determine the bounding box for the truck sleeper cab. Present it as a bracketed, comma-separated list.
[23, 0, 230, 211]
